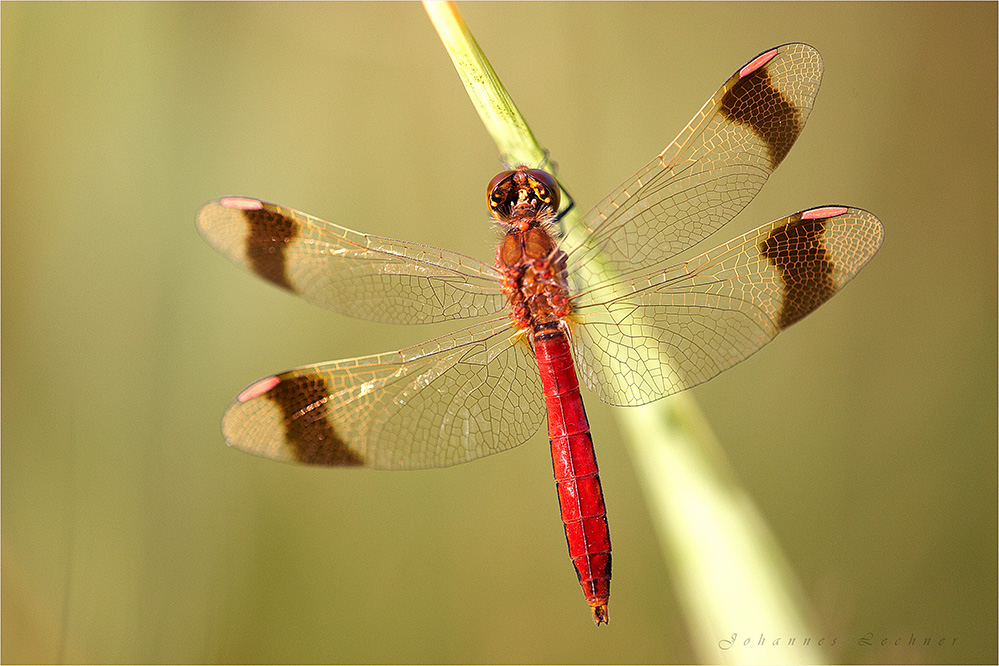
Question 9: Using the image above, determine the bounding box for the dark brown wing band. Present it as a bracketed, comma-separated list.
[760, 212, 837, 330]
[720, 56, 803, 169]
[242, 206, 297, 290]
[251, 374, 365, 466]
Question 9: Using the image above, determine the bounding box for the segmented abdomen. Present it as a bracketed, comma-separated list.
[533, 326, 611, 624]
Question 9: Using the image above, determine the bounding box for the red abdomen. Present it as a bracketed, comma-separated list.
[534, 327, 612, 625]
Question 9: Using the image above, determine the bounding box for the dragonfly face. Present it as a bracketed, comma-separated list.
[487, 167, 561, 231]
[197, 43, 883, 625]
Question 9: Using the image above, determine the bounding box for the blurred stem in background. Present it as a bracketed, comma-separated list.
[424, 2, 828, 662]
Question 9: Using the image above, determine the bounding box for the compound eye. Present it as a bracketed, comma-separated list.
[527, 169, 560, 210]
[486, 171, 517, 201]
[487, 170, 518, 218]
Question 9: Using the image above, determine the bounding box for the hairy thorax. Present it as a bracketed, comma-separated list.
[496, 224, 571, 334]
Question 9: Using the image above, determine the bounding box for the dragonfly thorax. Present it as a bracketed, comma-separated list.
[496, 225, 571, 335]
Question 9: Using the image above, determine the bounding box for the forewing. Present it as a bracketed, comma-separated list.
[196, 197, 505, 324]
[221, 318, 545, 469]
[571, 206, 884, 406]
[562, 43, 823, 283]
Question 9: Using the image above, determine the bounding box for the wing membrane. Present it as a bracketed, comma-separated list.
[562, 43, 823, 284]
[571, 207, 883, 406]
[197, 197, 505, 324]
[222, 318, 545, 469]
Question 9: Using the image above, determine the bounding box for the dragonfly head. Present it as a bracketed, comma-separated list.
[487, 166, 560, 228]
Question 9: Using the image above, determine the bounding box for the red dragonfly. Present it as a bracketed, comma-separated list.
[197, 43, 883, 625]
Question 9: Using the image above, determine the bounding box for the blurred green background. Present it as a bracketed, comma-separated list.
[2, 2, 995, 663]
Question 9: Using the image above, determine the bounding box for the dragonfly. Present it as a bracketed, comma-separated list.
[197, 43, 883, 625]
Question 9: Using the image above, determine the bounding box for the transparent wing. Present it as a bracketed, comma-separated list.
[570, 207, 884, 406]
[561, 43, 823, 284]
[196, 197, 505, 324]
[221, 318, 546, 469]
